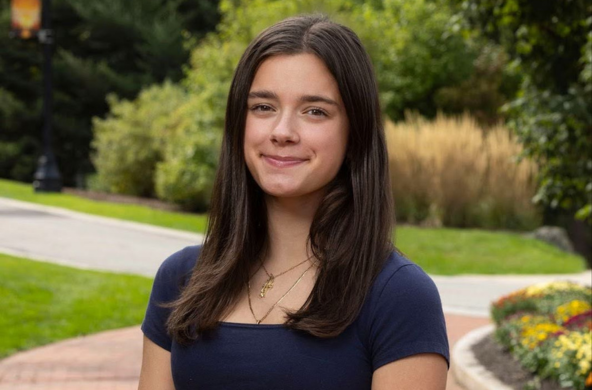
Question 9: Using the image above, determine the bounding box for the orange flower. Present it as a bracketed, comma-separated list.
[586, 371, 592, 386]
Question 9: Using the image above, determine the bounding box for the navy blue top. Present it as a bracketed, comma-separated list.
[142, 245, 449, 389]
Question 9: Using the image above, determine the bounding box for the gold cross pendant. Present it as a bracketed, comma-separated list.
[260, 275, 274, 298]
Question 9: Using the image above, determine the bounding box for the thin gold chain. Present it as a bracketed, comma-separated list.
[260, 256, 312, 279]
[247, 263, 315, 325]
[257, 256, 313, 298]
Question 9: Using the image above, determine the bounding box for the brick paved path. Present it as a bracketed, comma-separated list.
[0, 327, 141, 390]
[0, 314, 489, 390]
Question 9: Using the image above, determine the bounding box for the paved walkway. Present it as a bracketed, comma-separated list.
[0, 315, 492, 390]
[0, 197, 589, 389]
[0, 198, 203, 276]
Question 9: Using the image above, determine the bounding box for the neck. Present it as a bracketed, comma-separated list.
[263, 193, 322, 272]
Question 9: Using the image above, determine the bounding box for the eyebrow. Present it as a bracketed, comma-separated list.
[248, 90, 339, 106]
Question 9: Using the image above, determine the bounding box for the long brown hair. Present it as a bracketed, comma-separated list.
[166, 14, 394, 343]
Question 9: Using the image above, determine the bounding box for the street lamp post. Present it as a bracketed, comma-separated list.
[33, 0, 62, 192]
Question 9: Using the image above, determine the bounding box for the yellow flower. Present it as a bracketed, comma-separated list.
[556, 300, 591, 323]
[550, 332, 592, 374]
[521, 322, 563, 349]
[523, 281, 589, 297]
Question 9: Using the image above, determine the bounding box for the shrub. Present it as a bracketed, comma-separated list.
[434, 43, 521, 127]
[91, 81, 187, 197]
[386, 112, 542, 230]
[91, 0, 488, 209]
[491, 282, 592, 389]
[347, 0, 476, 121]
[154, 95, 222, 211]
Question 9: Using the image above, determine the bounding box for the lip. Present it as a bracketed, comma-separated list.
[262, 154, 308, 168]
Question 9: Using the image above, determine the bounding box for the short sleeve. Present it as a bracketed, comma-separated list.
[368, 263, 450, 371]
[141, 246, 199, 351]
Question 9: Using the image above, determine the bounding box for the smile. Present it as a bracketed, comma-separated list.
[262, 155, 308, 168]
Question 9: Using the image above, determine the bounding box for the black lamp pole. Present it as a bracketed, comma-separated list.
[33, 0, 62, 192]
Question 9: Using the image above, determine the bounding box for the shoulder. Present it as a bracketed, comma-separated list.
[141, 245, 201, 351]
[152, 245, 201, 293]
[369, 249, 439, 304]
[157, 245, 201, 276]
[357, 249, 449, 369]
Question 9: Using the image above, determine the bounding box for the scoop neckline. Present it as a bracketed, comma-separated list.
[218, 321, 287, 329]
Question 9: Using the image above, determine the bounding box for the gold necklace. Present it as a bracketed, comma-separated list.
[247, 263, 314, 325]
[258, 257, 312, 298]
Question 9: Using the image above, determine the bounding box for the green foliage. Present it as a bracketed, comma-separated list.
[0, 0, 220, 186]
[154, 95, 221, 211]
[347, 0, 476, 120]
[455, 0, 592, 224]
[0, 88, 35, 180]
[188, 0, 480, 122]
[92, 82, 187, 197]
[98, 0, 479, 208]
[506, 86, 592, 221]
[434, 43, 521, 126]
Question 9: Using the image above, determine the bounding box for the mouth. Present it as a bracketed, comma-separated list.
[262, 154, 308, 168]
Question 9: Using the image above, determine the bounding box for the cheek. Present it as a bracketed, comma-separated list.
[315, 124, 348, 163]
[243, 118, 265, 176]
[244, 119, 261, 155]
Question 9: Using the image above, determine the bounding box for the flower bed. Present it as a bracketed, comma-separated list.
[491, 281, 592, 389]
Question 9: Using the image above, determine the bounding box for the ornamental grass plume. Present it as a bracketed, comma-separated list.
[385, 112, 540, 229]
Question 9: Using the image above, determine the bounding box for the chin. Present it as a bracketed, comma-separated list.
[261, 186, 302, 198]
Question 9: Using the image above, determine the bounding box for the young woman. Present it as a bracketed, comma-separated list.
[139, 14, 449, 390]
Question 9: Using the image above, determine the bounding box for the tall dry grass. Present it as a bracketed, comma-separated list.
[386, 113, 542, 230]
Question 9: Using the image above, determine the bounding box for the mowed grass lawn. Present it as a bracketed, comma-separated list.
[0, 252, 153, 359]
[396, 226, 585, 275]
[0, 179, 587, 358]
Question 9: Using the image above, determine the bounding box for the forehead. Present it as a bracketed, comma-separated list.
[249, 54, 341, 99]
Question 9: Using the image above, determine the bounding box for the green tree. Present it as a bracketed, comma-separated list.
[91, 82, 187, 197]
[0, 0, 220, 186]
[454, 0, 592, 224]
[92, 0, 485, 210]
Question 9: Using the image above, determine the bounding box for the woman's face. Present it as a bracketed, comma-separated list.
[244, 53, 349, 201]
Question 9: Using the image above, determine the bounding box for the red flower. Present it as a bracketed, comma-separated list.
[564, 310, 592, 330]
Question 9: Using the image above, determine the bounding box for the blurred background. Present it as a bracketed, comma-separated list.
[1, 0, 590, 260]
[1, 2, 591, 388]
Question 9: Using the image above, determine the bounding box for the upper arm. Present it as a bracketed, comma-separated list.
[367, 263, 450, 371]
[372, 353, 447, 390]
[138, 335, 175, 390]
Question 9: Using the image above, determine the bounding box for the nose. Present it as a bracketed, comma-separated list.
[270, 111, 299, 145]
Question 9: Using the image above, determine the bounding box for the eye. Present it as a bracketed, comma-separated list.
[250, 104, 274, 112]
[305, 107, 328, 117]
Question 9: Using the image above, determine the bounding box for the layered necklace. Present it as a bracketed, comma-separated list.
[247, 257, 315, 325]
[258, 256, 312, 298]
